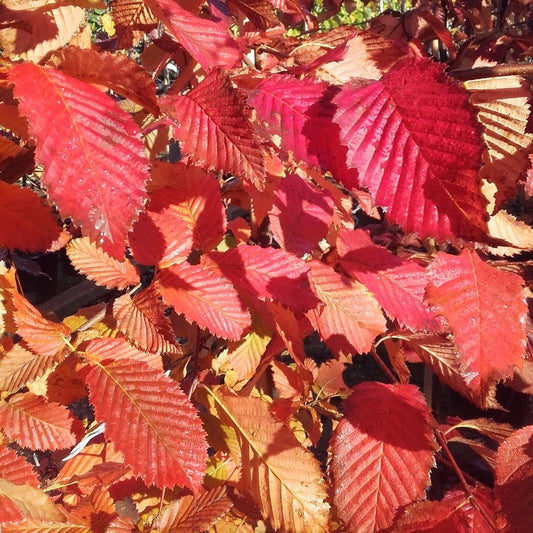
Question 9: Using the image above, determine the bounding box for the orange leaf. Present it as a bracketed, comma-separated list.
[0, 343, 63, 394]
[0, 392, 75, 451]
[331, 383, 435, 532]
[307, 260, 387, 355]
[0, 444, 39, 487]
[112, 286, 180, 354]
[48, 47, 160, 117]
[157, 261, 251, 341]
[66, 237, 140, 290]
[202, 387, 331, 532]
[85, 357, 207, 490]
[12, 292, 72, 358]
[156, 486, 234, 533]
[0, 182, 63, 253]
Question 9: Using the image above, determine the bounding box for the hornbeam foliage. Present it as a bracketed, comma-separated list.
[0, 0, 531, 530]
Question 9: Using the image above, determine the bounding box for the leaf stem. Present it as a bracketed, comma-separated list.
[369, 347, 399, 384]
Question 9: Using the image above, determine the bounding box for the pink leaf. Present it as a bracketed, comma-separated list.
[269, 173, 334, 255]
[333, 57, 488, 241]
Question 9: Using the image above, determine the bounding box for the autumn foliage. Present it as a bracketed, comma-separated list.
[0, 0, 532, 531]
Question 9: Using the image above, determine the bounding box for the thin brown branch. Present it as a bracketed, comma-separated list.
[449, 63, 533, 81]
[370, 347, 399, 384]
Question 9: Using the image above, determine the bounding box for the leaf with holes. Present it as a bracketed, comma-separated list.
[333, 57, 488, 241]
[331, 382, 435, 532]
[0, 393, 75, 451]
[427, 250, 527, 400]
[161, 70, 265, 190]
[9, 63, 149, 258]
[84, 356, 207, 490]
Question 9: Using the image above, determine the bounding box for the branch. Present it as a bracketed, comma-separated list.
[449, 63, 533, 81]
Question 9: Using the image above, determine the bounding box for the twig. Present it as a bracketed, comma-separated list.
[369, 347, 399, 384]
[449, 63, 533, 81]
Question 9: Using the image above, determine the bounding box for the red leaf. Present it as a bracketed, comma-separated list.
[331, 382, 435, 532]
[66, 237, 140, 290]
[0, 182, 63, 253]
[307, 260, 387, 355]
[12, 292, 71, 358]
[333, 57, 488, 241]
[156, 261, 251, 340]
[427, 250, 527, 399]
[162, 70, 265, 189]
[85, 357, 207, 490]
[9, 63, 149, 258]
[269, 173, 334, 255]
[338, 229, 438, 331]
[495, 425, 533, 533]
[147, 0, 241, 70]
[0, 392, 75, 451]
[0, 445, 39, 487]
[249, 74, 358, 189]
[129, 187, 194, 267]
[204, 245, 320, 313]
[392, 484, 505, 532]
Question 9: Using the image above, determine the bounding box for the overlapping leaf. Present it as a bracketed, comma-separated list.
[0, 182, 63, 252]
[162, 70, 265, 189]
[0, 344, 63, 395]
[156, 261, 251, 340]
[0, 393, 75, 451]
[391, 484, 505, 532]
[249, 74, 358, 189]
[84, 356, 207, 490]
[12, 292, 71, 358]
[112, 287, 179, 354]
[203, 387, 331, 532]
[66, 237, 140, 290]
[465, 75, 533, 206]
[269, 173, 334, 255]
[495, 425, 533, 533]
[204, 245, 319, 313]
[427, 250, 527, 399]
[156, 486, 234, 533]
[0, 479, 64, 523]
[333, 57, 488, 241]
[0, 445, 39, 487]
[307, 260, 387, 355]
[9, 63, 149, 258]
[0, 6, 85, 63]
[147, 0, 241, 70]
[331, 382, 435, 532]
[338, 229, 438, 331]
[47, 47, 160, 117]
